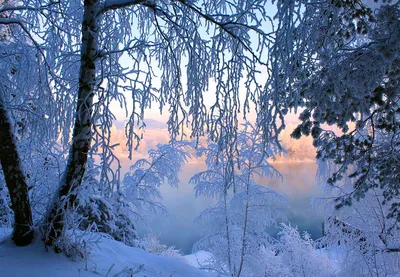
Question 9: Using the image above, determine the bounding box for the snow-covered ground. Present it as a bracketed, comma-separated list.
[0, 229, 216, 277]
[184, 250, 214, 269]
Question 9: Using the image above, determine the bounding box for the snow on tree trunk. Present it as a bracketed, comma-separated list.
[0, 95, 33, 246]
[45, 0, 99, 247]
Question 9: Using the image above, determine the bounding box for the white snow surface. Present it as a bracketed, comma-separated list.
[0, 229, 215, 277]
[183, 251, 214, 269]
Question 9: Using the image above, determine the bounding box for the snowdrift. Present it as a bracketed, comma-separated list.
[0, 229, 215, 277]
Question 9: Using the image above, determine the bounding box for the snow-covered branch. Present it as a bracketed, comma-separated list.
[100, 0, 147, 14]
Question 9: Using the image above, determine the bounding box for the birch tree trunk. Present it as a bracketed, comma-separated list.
[237, 169, 251, 277]
[0, 95, 34, 246]
[223, 184, 232, 273]
[45, 0, 99, 247]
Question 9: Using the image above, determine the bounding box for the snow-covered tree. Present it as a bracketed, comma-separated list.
[0, 0, 62, 245]
[192, 122, 285, 277]
[0, 0, 278, 248]
[41, 0, 278, 247]
[270, 3, 400, 271]
[268, 1, 400, 220]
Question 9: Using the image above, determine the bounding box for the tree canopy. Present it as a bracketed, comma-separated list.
[0, 1, 398, 272]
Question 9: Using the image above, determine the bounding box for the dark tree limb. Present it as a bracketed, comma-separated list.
[0, 95, 33, 246]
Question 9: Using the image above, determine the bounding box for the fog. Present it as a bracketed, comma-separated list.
[114, 119, 325, 254]
[143, 161, 324, 254]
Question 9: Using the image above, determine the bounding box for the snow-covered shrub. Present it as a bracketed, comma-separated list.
[46, 213, 92, 261]
[76, 194, 139, 248]
[277, 224, 336, 277]
[78, 196, 115, 233]
[142, 233, 186, 263]
[111, 201, 140, 248]
[260, 247, 292, 277]
[55, 236, 86, 262]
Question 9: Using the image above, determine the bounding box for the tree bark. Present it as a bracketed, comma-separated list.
[0, 95, 34, 246]
[45, 0, 99, 247]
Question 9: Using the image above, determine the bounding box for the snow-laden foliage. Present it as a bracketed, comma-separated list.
[1, 0, 275, 176]
[0, 0, 63, 148]
[0, 5, 398, 277]
[192, 122, 285, 277]
[73, 156, 140, 248]
[76, 193, 140, 248]
[142, 232, 186, 263]
[248, 225, 337, 277]
[24, 145, 66, 224]
[276, 225, 336, 277]
[269, 1, 400, 273]
[317, 162, 400, 276]
[122, 141, 193, 218]
[269, 1, 400, 219]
